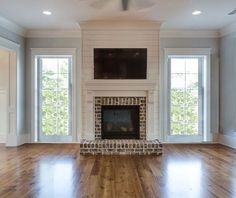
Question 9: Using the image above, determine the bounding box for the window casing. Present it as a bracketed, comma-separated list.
[162, 48, 211, 143]
[31, 48, 77, 143]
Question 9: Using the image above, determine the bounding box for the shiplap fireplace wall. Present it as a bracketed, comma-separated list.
[80, 21, 161, 141]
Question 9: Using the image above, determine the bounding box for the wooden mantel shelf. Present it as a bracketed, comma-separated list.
[84, 80, 157, 91]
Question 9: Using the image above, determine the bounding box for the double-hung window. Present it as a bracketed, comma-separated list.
[163, 49, 211, 143]
[32, 49, 76, 142]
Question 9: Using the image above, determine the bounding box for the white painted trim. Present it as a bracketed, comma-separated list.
[0, 89, 7, 144]
[167, 135, 203, 143]
[0, 36, 20, 147]
[0, 36, 20, 51]
[31, 48, 77, 55]
[79, 20, 161, 30]
[164, 48, 211, 55]
[219, 134, 236, 149]
[0, 134, 6, 143]
[25, 29, 220, 39]
[160, 29, 220, 38]
[31, 48, 78, 143]
[0, 16, 26, 37]
[85, 80, 157, 91]
[161, 48, 212, 143]
[26, 29, 81, 38]
[17, 133, 31, 145]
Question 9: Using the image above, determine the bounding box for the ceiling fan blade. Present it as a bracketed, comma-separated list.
[122, 0, 130, 11]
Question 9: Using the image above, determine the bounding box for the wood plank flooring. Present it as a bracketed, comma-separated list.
[0, 144, 235, 198]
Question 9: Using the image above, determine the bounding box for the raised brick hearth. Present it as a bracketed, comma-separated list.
[80, 139, 162, 155]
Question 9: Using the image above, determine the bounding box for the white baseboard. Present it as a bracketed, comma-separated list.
[17, 133, 31, 145]
[0, 134, 6, 143]
[6, 133, 30, 147]
[219, 134, 236, 149]
[212, 133, 219, 142]
[6, 133, 18, 146]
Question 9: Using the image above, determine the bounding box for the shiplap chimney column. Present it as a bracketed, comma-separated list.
[80, 20, 161, 141]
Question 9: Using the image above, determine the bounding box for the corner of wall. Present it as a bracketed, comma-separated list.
[219, 133, 236, 149]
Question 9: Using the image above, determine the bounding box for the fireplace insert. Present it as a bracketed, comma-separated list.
[101, 105, 140, 139]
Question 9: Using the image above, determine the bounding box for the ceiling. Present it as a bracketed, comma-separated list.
[0, 0, 236, 31]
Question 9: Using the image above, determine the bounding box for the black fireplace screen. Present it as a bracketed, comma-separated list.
[102, 105, 140, 139]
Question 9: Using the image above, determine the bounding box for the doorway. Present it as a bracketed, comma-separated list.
[0, 49, 10, 144]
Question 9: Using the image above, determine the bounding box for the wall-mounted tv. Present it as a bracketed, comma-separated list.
[94, 48, 147, 79]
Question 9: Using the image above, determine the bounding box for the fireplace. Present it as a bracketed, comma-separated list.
[80, 21, 162, 155]
[102, 105, 140, 139]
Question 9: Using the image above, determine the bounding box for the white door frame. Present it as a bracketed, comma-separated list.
[0, 36, 20, 146]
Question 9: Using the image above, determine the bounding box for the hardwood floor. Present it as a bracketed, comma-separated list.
[0, 144, 235, 198]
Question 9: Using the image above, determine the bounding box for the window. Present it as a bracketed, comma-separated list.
[31, 49, 77, 142]
[169, 57, 203, 136]
[163, 49, 211, 143]
[38, 56, 72, 141]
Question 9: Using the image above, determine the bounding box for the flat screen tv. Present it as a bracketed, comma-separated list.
[94, 48, 147, 79]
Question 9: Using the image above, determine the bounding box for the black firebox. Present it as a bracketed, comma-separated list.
[101, 105, 140, 139]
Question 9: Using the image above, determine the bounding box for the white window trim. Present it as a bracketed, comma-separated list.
[161, 48, 211, 143]
[31, 48, 78, 142]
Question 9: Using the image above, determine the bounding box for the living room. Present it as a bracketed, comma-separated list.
[0, 0, 235, 197]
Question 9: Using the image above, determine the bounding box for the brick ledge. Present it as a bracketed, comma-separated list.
[80, 139, 162, 155]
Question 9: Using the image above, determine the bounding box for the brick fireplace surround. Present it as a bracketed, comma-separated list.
[79, 21, 163, 155]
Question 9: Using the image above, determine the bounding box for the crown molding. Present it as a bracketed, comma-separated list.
[79, 20, 162, 30]
[160, 29, 220, 38]
[25, 28, 221, 38]
[26, 29, 82, 38]
[0, 16, 26, 37]
[220, 22, 236, 37]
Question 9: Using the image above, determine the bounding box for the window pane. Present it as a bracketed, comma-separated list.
[169, 57, 202, 136]
[171, 122, 185, 135]
[171, 74, 185, 89]
[39, 57, 71, 137]
[59, 58, 69, 73]
[171, 89, 185, 106]
[186, 59, 199, 73]
[42, 74, 57, 90]
[171, 106, 185, 122]
[186, 74, 198, 89]
[171, 58, 185, 73]
[42, 58, 58, 73]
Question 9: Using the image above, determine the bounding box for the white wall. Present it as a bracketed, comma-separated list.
[0, 49, 9, 143]
[219, 32, 236, 147]
[25, 36, 220, 143]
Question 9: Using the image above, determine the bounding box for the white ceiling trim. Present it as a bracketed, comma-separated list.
[79, 20, 162, 30]
[25, 29, 220, 38]
[220, 22, 236, 37]
[0, 16, 26, 37]
[160, 29, 220, 38]
[26, 29, 82, 38]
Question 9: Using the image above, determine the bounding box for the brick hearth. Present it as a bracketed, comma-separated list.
[80, 139, 162, 155]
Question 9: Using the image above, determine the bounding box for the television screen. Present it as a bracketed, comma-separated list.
[94, 48, 147, 79]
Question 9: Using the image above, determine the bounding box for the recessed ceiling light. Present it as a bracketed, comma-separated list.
[192, 10, 202, 15]
[43, 10, 52, 15]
